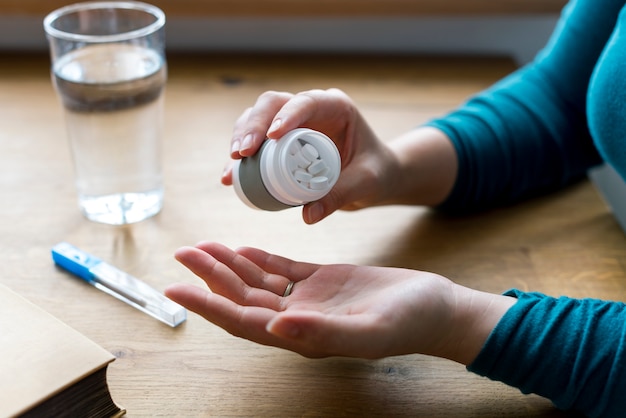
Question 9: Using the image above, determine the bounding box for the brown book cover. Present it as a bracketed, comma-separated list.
[0, 283, 125, 417]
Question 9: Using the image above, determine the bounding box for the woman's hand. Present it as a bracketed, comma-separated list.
[166, 242, 515, 363]
[223, 89, 401, 224]
[223, 89, 458, 223]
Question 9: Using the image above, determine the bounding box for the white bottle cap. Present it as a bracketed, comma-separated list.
[232, 128, 341, 211]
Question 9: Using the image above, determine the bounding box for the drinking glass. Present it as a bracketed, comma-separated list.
[44, 1, 166, 225]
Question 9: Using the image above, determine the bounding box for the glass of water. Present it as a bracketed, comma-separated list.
[44, 1, 166, 225]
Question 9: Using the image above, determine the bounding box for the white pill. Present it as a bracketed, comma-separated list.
[307, 159, 327, 175]
[288, 141, 301, 155]
[294, 169, 313, 182]
[294, 151, 311, 168]
[309, 176, 329, 190]
[301, 143, 319, 161]
[287, 155, 299, 172]
[318, 167, 331, 177]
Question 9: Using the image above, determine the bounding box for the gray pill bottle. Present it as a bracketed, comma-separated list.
[232, 128, 341, 211]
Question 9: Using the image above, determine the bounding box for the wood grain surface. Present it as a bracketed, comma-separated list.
[0, 52, 617, 417]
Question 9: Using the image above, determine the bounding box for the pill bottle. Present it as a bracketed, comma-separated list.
[232, 128, 341, 211]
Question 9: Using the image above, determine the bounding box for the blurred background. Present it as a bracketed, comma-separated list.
[0, 0, 566, 65]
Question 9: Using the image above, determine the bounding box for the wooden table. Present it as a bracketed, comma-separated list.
[2, 53, 624, 417]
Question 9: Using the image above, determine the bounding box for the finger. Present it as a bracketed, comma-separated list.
[302, 148, 383, 224]
[175, 245, 283, 308]
[174, 246, 246, 298]
[165, 283, 282, 343]
[192, 242, 294, 297]
[302, 167, 371, 224]
[233, 246, 320, 282]
[221, 160, 234, 186]
[236, 91, 293, 157]
[267, 310, 388, 359]
[231, 107, 253, 159]
[268, 88, 354, 140]
[165, 283, 329, 357]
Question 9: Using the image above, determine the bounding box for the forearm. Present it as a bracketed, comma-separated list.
[469, 290, 626, 417]
[420, 0, 614, 213]
[384, 126, 458, 207]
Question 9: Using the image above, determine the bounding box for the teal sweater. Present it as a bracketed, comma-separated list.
[427, 0, 626, 416]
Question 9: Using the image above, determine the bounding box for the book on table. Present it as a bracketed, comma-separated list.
[0, 283, 125, 417]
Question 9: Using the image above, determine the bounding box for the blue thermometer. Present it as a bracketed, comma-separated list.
[51, 242, 186, 327]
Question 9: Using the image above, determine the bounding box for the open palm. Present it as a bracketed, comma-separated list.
[166, 242, 458, 359]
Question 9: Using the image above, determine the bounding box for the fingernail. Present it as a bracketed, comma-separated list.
[268, 118, 282, 134]
[306, 202, 324, 224]
[231, 139, 241, 155]
[241, 133, 253, 151]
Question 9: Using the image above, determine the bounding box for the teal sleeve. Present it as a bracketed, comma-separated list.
[426, 0, 624, 212]
[468, 290, 626, 417]
[588, 5, 626, 181]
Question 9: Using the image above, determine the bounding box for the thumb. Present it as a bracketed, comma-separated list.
[266, 311, 383, 358]
[302, 168, 370, 224]
[266, 313, 307, 339]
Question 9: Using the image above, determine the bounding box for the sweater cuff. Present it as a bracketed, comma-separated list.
[467, 289, 626, 417]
